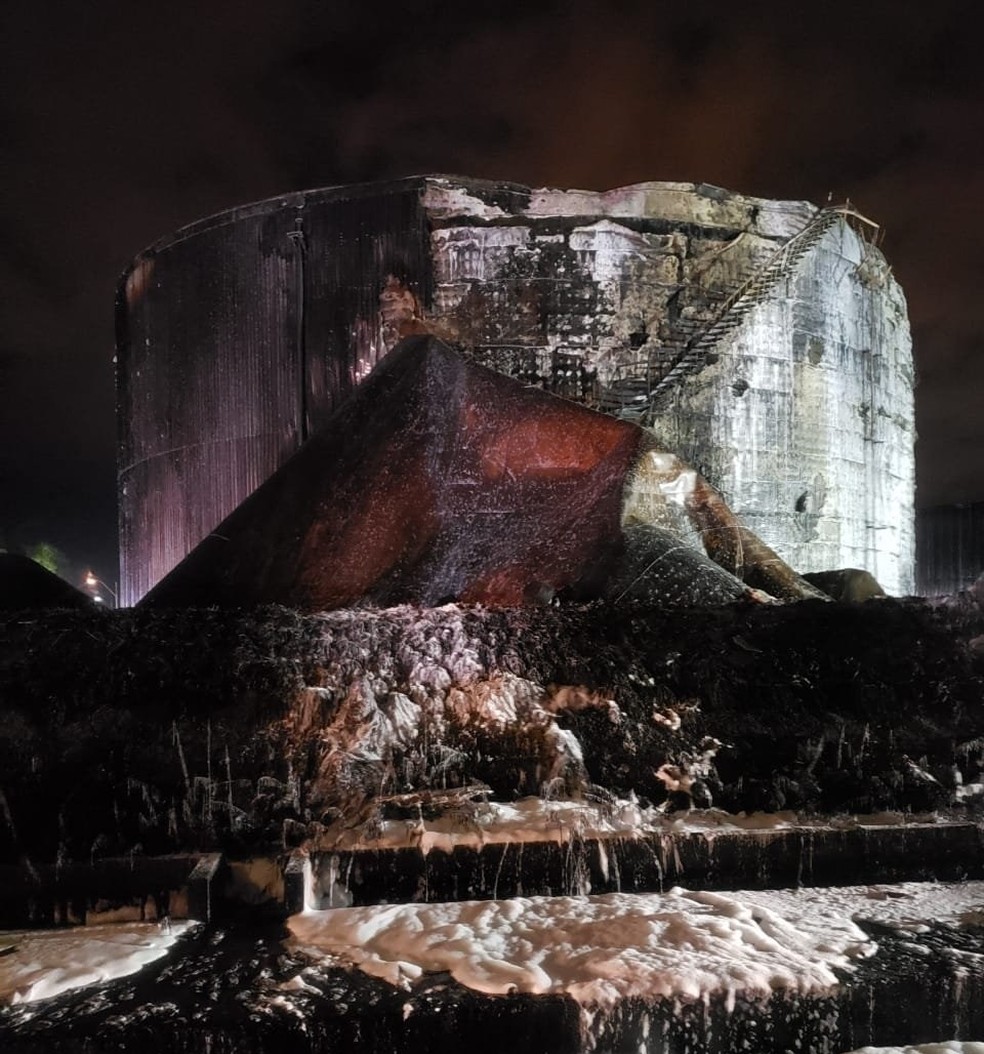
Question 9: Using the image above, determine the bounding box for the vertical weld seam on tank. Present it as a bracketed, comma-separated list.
[289, 208, 309, 443]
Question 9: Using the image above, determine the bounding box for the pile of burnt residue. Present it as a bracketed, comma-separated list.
[2, 595, 983, 870]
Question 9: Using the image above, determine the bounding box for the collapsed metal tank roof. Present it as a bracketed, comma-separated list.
[142, 336, 826, 611]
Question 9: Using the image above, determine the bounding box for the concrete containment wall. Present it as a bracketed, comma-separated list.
[118, 177, 914, 602]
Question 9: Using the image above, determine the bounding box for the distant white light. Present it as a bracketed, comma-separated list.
[83, 571, 118, 607]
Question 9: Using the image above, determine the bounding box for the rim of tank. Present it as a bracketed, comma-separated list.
[117, 174, 819, 283]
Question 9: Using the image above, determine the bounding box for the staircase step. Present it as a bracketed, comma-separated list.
[650, 208, 842, 402]
[0, 853, 223, 928]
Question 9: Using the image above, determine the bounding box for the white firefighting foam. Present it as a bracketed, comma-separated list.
[0, 921, 191, 1005]
[288, 881, 984, 1012]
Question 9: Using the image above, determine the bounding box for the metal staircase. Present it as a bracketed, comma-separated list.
[598, 206, 846, 425]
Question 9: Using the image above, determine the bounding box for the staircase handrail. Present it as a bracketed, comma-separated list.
[639, 206, 845, 422]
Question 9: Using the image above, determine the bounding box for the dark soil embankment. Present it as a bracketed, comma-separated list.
[1, 596, 983, 867]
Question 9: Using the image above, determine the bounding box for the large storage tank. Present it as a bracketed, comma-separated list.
[916, 503, 984, 596]
[117, 177, 915, 605]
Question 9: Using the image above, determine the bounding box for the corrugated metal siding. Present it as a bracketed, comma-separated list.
[300, 191, 430, 431]
[118, 206, 299, 605]
[118, 183, 431, 605]
[916, 503, 984, 595]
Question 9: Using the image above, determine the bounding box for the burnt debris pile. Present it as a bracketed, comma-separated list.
[3, 596, 984, 1051]
[2, 595, 984, 879]
[0, 325, 979, 1048]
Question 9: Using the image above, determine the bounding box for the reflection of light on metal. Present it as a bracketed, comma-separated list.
[352, 358, 375, 383]
[93, 595, 104, 604]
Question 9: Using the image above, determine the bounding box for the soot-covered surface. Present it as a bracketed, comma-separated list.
[138, 336, 817, 612]
[2, 594, 983, 874]
[140, 335, 644, 611]
[0, 555, 94, 612]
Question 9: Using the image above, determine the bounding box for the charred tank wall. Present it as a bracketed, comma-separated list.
[917, 502, 984, 595]
[118, 178, 914, 603]
[422, 183, 914, 596]
[117, 182, 431, 606]
[650, 222, 915, 595]
[424, 180, 814, 392]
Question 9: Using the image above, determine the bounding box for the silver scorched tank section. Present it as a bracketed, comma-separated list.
[117, 177, 915, 604]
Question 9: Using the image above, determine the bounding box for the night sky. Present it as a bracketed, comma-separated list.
[2, 0, 981, 586]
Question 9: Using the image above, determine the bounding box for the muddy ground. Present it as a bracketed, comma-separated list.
[1, 594, 984, 869]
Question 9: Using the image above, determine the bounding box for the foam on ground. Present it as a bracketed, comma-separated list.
[0, 921, 191, 1005]
[288, 881, 984, 1011]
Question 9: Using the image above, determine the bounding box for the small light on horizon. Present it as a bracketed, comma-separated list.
[83, 570, 117, 607]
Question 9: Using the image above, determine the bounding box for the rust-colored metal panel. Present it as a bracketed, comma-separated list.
[140, 337, 645, 611]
